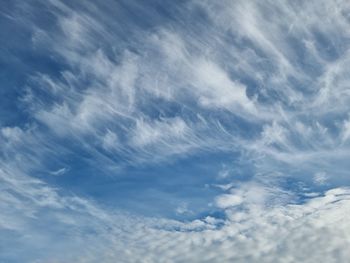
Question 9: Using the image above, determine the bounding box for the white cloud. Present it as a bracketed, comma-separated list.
[102, 130, 119, 150]
[261, 121, 289, 147]
[1, 126, 24, 142]
[50, 167, 69, 176]
[193, 59, 256, 114]
[118, 186, 350, 263]
[215, 194, 243, 208]
[341, 118, 350, 142]
[313, 171, 328, 185]
[130, 117, 188, 147]
[42, 186, 350, 263]
[3, 0, 350, 261]
[2, 164, 350, 263]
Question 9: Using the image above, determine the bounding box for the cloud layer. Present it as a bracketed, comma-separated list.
[1, 0, 350, 262]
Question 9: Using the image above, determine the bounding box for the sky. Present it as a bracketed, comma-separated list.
[1, 0, 350, 262]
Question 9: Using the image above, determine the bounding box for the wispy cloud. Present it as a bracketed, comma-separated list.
[2, 0, 350, 261]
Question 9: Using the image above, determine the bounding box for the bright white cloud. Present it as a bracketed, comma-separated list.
[2, 164, 350, 263]
[2, 0, 350, 262]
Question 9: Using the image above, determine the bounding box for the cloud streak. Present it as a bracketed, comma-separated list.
[1, 0, 350, 262]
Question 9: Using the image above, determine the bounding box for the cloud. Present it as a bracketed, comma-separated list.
[313, 171, 328, 185]
[192, 59, 256, 113]
[50, 167, 69, 176]
[105, 186, 350, 263]
[2, 164, 350, 263]
[215, 194, 243, 208]
[340, 118, 350, 142]
[2, 0, 350, 262]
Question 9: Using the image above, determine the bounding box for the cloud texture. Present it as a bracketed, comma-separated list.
[1, 0, 350, 262]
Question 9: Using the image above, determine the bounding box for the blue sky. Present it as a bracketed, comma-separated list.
[2, 0, 350, 262]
